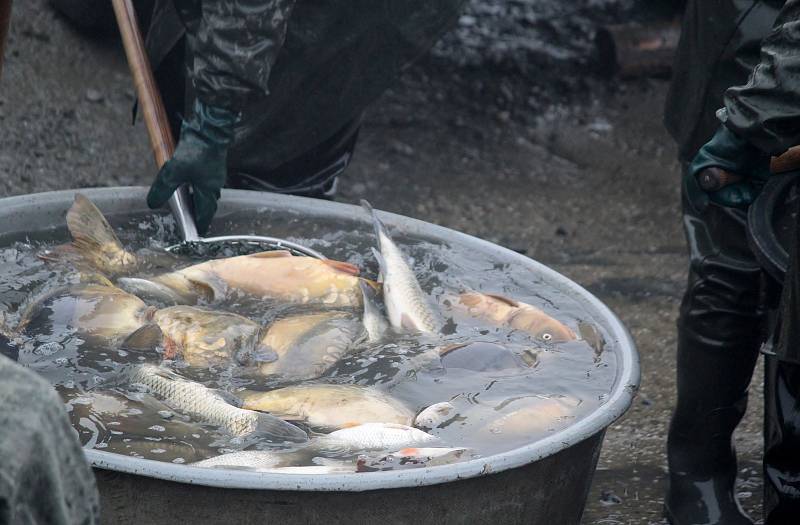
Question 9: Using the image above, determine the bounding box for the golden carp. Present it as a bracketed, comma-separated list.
[120, 250, 371, 307]
[147, 306, 264, 368]
[241, 384, 414, 430]
[480, 395, 581, 438]
[18, 283, 153, 345]
[453, 292, 577, 343]
[257, 312, 362, 381]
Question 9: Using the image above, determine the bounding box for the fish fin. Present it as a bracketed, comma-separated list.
[401, 312, 422, 332]
[249, 250, 293, 259]
[361, 278, 381, 292]
[117, 277, 185, 306]
[578, 322, 605, 354]
[37, 243, 91, 267]
[484, 293, 521, 307]
[120, 324, 164, 352]
[438, 343, 468, 357]
[322, 259, 360, 276]
[66, 194, 135, 270]
[360, 199, 395, 250]
[370, 247, 387, 281]
[77, 272, 115, 287]
[236, 343, 278, 366]
[213, 389, 244, 408]
[185, 275, 226, 301]
[253, 413, 309, 443]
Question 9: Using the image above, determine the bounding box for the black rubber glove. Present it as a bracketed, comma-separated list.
[687, 125, 771, 208]
[147, 99, 239, 235]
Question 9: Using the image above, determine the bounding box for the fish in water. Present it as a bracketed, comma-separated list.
[357, 447, 471, 471]
[480, 395, 581, 440]
[17, 283, 154, 346]
[39, 194, 139, 276]
[241, 384, 414, 430]
[438, 341, 528, 373]
[257, 312, 362, 381]
[124, 364, 308, 442]
[191, 450, 294, 470]
[359, 280, 388, 343]
[316, 422, 440, 453]
[132, 306, 266, 368]
[414, 402, 458, 430]
[361, 200, 442, 334]
[40, 194, 192, 282]
[119, 250, 373, 307]
[452, 291, 576, 343]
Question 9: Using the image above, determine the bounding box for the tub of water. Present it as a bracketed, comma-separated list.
[0, 187, 639, 525]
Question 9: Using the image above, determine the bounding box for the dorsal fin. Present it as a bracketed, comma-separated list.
[120, 324, 164, 352]
[249, 250, 293, 259]
[323, 259, 360, 276]
[484, 293, 521, 307]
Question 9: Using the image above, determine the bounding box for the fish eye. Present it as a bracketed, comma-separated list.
[541, 333, 553, 342]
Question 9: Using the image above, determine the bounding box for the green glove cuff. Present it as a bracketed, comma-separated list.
[685, 125, 771, 209]
[185, 98, 239, 146]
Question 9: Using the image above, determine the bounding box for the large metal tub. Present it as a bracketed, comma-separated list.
[0, 188, 640, 525]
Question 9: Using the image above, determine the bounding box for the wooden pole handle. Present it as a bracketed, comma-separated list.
[0, 0, 12, 82]
[111, 0, 175, 168]
[772, 146, 800, 174]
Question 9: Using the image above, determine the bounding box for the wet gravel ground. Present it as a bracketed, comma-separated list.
[0, 1, 765, 523]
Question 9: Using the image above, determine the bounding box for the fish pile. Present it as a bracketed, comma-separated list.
[2, 194, 594, 473]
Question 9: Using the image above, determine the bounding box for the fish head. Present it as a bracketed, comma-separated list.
[510, 308, 577, 343]
[153, 306, 261, 367]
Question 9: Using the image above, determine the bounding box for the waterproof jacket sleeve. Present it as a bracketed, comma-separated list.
[723, 0, 800, 156]
[188, 0, 297, 112]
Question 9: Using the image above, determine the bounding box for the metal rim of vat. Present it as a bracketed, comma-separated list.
[0, 187, 641, 492]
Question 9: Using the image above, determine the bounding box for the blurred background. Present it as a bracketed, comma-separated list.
[0, 1, 764, 523]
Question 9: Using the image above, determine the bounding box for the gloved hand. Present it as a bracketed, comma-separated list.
[147, 99, 239, 235]
[688, 125, 771, 208]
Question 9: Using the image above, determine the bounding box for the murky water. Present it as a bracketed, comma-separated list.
[0, 207, 617, 471]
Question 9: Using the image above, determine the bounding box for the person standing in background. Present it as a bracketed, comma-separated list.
[663, 1, 785, 524]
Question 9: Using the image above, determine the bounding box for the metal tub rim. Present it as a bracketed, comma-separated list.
[0, 186, 640, 492]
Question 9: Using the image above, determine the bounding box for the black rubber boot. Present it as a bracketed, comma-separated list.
[764, 356, 800, 523]
[664, 187, 763, 525]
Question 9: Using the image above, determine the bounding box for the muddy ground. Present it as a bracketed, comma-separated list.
[0, 1, 766, 524]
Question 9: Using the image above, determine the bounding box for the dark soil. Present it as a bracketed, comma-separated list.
[0, 1, 765, 523]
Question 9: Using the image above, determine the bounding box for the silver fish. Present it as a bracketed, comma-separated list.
[358, 447, 471, 470]
[192, 450, 293, 470]
[361, 200, 442, 334]
[125, 364, 307, 442]
[359, 280, 388, 343]
[316, 422, 440, 453]
[414, 402, 457, 430]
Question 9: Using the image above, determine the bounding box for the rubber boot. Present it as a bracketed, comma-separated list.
[764, 356, 800, 524]
[664, 189, 763, 525]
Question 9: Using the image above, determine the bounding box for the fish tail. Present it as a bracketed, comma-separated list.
[360, 199, 389, 244]
[66, 194, 136, 270]
[252, 412, 308, 443]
